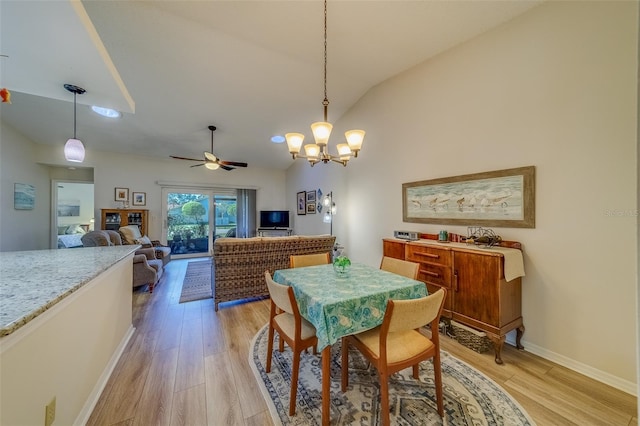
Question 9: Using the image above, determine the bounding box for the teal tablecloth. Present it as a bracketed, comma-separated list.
[273, 263, 427, 350]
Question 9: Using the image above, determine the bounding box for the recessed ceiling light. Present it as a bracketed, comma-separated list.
[271, 135, 285, 144]
[91, 105, 121, 118]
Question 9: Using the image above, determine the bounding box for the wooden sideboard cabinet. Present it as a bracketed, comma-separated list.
[383, 238, 524, 364]
[101, 209, 149, 236]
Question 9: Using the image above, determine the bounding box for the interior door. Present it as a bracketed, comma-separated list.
[52, 180, 95, 249]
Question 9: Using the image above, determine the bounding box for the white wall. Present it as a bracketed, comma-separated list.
[288, 1, 638, 393]
[0, 123, 51, 251]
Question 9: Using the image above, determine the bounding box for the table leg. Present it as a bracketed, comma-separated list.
[322, 346, 331, 425]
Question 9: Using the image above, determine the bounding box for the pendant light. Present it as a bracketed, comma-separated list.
[285, 0, 365, 167]
[64, 84, 86, 163]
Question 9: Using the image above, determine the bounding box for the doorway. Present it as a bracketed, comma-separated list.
[162, 188, 237, 259]
[52, 181, 95, 249]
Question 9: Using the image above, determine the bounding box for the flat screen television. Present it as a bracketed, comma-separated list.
[259, 210, 290, 228]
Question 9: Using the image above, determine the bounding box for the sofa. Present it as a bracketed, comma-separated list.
[81, 230, 164, 292]
[212, 235, 336, 311]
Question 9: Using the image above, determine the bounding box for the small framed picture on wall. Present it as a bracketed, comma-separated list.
[306, 202, 316, 214]
[115, 187, 129, 202]
[306, 190, 316, 204]
[132, 192, 146, 206]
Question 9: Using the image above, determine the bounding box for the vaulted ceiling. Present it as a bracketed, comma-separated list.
[0, 1, 541, 170]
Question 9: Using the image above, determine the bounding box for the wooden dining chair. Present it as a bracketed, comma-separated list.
[289, 252, 331, 268]
[379, 256, 420, 280]
[341, 288, 447, 425]
[264, 271, 318, 416]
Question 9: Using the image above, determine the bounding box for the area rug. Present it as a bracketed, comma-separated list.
[178, 259, 213, 303]
[249, 324, 535, 425]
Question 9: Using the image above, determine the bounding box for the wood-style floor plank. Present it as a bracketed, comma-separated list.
[133, 346, 179, 426]
[170, 383, 208, 426]
[87, 258, 638, 426]
[204, 351, 245, 426]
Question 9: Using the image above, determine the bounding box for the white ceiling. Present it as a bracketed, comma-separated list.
[0, 0, 541, 171]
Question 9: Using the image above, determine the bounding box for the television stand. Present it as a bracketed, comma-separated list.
[257, 228, 293, 237]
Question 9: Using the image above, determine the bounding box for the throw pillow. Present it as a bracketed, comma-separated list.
[136, 235, 153, 246]
[65, 224, 86, 234]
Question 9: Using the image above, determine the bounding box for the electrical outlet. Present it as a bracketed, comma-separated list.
[45, 397, 56, 426]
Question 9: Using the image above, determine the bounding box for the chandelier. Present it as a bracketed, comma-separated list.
[285, 0, 365, 167]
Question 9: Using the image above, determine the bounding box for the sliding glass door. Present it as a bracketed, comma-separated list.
[161, 186, 255, 258]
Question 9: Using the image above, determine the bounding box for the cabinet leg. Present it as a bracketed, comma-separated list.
[488, 335, 505, 365]
[516, 325, 525, 350]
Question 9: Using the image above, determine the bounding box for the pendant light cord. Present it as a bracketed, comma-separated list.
[322, 0, 329, 122]
[73, 92, 77, 139]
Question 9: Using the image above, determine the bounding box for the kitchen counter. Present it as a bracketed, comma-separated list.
[0, 245, 139, 337]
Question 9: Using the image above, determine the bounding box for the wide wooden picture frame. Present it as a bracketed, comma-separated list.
[402, 166, 535, 228]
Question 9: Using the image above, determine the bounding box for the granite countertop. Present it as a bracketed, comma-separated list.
[0, 245, 139, 338]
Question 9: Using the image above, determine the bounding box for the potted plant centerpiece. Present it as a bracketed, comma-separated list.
[333, 255, 351, 277]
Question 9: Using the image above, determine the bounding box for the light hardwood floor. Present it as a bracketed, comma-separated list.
[88, 258, 638, 426]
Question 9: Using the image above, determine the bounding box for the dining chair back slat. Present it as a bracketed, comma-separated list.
[290, 252, 331, 268]
[379, 256, 420, 280]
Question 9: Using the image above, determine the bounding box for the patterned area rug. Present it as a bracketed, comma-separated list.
[178, 259, 213, 303]
[249, 325, 535, 425]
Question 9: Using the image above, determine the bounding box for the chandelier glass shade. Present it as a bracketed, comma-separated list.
[63, 84, 86, 163]
[285, 0, 364, 167]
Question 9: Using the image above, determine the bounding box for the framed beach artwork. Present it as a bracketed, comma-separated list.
[402, 166, 535, 228]
[57, 199, 80, 216]
[14, 183, 35, 210]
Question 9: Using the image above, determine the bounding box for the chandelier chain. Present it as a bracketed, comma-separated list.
[322, 0, 329, 120]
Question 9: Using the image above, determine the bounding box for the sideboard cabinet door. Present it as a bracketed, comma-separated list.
[382, 239, 406, 260]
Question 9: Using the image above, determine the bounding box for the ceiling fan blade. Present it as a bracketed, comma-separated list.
[220, 165, 235, 171]
[218, 160, 248, 167]
[171, 155, 204, 162]
[204, 151, 217, 162]
[190, 163, 206, 168]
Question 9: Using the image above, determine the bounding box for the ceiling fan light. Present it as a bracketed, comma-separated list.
[64, 138, 85, 162]
[311, 122, 332, 146]
[205, 162, 220, 170]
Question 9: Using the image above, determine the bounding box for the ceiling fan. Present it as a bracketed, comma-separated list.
[170, 125, 248, 171]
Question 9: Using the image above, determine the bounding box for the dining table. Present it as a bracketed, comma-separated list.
[273, 262, 427, 425]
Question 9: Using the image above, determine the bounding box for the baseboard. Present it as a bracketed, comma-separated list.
[74, 325, 136, 426]
[519, 339, 637, 396]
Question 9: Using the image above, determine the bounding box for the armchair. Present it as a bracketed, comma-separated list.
[81, 230, 163, 292]
[119, 225, 172, 266]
